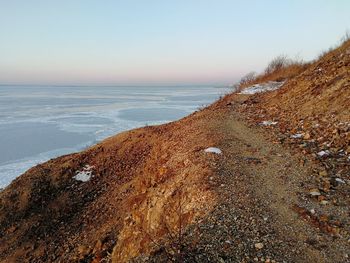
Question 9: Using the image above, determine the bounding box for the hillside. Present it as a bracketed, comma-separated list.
[1, 40, 349, 263]
[233, 39, 350, 209]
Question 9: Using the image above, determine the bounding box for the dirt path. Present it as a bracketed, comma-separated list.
[219, 108, 349, 262]
[218, 111, 324, 262]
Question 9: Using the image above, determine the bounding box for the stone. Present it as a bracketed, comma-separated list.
[322, 181, 331, 192]
[77, 245, 91, 259]
[346, 146, 350, 154]
[318, 195, 326, 201]
[317, 150, 330, 157]
[304, 133, 311, 140]
[335, 178, 345, 184]
[291, 133, 303, 139]
[319, 170, 328, 177]
[309, 189, 321, 196]
[255, 242, 264, 249]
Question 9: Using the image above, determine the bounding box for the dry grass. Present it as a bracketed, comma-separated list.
[236, 30, 350, 92]
[236, 56, 308, 91]
[261, 32, 350, 122]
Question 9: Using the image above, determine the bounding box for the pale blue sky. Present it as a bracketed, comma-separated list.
[0, 0, 349, 85]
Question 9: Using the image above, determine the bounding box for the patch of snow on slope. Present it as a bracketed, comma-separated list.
[317, 150, 330, 157]
[291, 133, 303, 139]
[261, 121, 278, 126]
[204, 147, 222, 154]
[239, 81, 285, 95]
[74, 165, 94, 182]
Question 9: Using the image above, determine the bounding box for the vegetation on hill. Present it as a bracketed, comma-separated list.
[236, 32, 350, 91]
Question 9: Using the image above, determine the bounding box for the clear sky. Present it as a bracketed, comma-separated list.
[0, 0, 349, 85]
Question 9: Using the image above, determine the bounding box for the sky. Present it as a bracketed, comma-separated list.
[0, 0, 349, 86]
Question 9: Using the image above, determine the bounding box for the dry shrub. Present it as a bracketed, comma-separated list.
[233, 71, 256, 92]
[235, 30, 349, 92]
[239, 71, 257, 86]
[236, 56, 307, 90]
[264, 55, 290, 75]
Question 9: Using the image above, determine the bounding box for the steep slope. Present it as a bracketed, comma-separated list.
[1, 40, 349, 263]
[0, 109, 219, 262]
[263, 39, 350, 121]
[233, 40, 350, 207]
[243, 39, 350, 150]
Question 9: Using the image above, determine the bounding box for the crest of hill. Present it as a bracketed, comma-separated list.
[260, 39, 350, 121]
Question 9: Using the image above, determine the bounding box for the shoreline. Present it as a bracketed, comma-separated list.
[0, 85, 229, 189]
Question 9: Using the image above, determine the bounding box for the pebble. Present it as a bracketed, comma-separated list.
[309, 189, 321, 196]
[304, 133, 311, 140]
[317, 150, 330, 157]
[319, 170, 328, 177]
[335, 178, 345, 184]
[255, 242, 264, 249]
[291, 133, 303, 139]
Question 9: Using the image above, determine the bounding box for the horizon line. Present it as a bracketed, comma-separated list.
[0, 83, 231, 88]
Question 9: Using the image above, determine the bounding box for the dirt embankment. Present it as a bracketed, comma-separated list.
[0, 108, 221, 262]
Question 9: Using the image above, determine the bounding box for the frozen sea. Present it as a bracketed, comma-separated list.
[0, 85, 229, 188]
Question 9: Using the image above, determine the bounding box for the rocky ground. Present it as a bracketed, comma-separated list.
[0, 40, 349, 263]
[133, 95, 349, 263]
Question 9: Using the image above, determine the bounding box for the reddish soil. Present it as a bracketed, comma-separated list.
[1, 40, 349, 263]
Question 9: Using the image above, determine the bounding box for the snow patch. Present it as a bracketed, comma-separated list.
[204, 147, 222, 154]
[239, 81, 285, 95]
[291, 133, 303, 139]
[74, 165, 94, 182]
[317, 150, 330, 157]
[261, 121, 278, 126]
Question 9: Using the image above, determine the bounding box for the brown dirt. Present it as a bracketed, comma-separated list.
[1, 40, 349, 263]
[261, 40, 350, 121]
[0, 109, 220, 262]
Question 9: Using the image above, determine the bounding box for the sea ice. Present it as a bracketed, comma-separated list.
[204, 147, 222, 154]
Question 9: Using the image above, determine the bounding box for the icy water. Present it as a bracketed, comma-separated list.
[0, 85, 229, 188]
